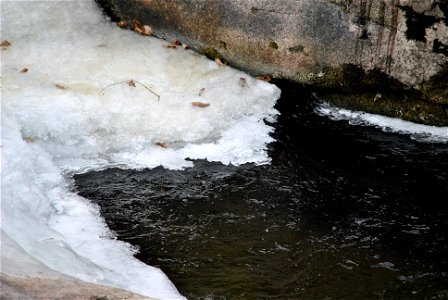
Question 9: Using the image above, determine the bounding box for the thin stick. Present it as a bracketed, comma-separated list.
[134, 80, 160, 101]
[100, 80, 160, 101]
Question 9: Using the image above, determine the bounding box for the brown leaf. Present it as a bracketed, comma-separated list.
[182, 43, 190, 50]
[239, 77, 247, 87]
[215, 58, 226, 66]
[116, 21, 128, 29]
[54, 83, 67, 89]
[132, 19, 142, 29]
[192, 101, 210, 108]
[155, 142, 168, 148]
[1, 40, 11, 47]
[134, 27, 143, 34]
[256, 75, 272, 82]
[24, 136, 34, 143]
[171, 38, 182, 46]
[128, 79, 136, 87]
[132, 19, 143, 34]
[20, 68, 28, 73]
[142, 25, 153, 36]
[163, 44, 177, 49]
[199, 87, 205, 96]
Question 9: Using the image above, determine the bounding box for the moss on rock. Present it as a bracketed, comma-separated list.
[310, 64, 448, 126]
[198, 47, 223, 60]
[421, 63, 448, 105]
[269, 41, 279, 50]
[319, 92, 448, 126]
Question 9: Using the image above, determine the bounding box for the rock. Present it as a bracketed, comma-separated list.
[0, 273, 151, 300]
[100, 0, 448, 125]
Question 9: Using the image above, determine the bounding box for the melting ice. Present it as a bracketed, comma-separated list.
[315, 102, 448, 143]
[1, 1, 280, 298]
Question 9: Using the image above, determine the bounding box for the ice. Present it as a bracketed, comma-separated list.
[1, 1, 280, 298]
[315, 102, 448, 143]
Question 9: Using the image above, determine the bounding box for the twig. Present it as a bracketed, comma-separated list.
[134, 80, 160, 101]
[99, 80, 160, 101]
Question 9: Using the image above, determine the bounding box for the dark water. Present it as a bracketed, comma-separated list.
[75, 81, 448, 299]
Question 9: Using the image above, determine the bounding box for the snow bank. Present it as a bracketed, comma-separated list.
[1, 1, 280, 298]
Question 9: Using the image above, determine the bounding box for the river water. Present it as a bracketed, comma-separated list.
[75, 81, 448, 300]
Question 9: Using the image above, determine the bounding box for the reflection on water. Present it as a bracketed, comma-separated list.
[75, 81, 448, 299]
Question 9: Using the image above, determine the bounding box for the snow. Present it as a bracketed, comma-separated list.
[1, 1, 280, 298]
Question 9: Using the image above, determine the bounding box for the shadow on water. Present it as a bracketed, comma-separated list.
[75, 80, 448, 299]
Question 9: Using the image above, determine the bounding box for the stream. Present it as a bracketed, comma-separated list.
[75, 81, 448, 299]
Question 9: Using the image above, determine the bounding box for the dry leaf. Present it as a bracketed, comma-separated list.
[132, 19, 142, 29]
[142, 25, 153, 36]
[163, 44, 177, 49]
[256, 75, 272, 82]
[128, 79, 136, 87]
[160, 187, 166, 192]
[239, 77, 247, 87]
[1, 40, 11, 47]
[132, 19, 143, 34]
[54, 83, 67, 89]
[24, 136, 34, 143]
[155, 142, 168, 148]
[182, 43, 190, 50]
[192, 101, 210, 108]
[199, 87, 205, 96]
[215, 58, 226, 66]
[171, 39, 182, 46]
[116, 21, 128, 29]
[20, 68, 28, 73]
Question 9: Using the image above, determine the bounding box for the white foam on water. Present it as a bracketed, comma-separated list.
[1, 1, 280, 298]
[315, 102, 448, 143]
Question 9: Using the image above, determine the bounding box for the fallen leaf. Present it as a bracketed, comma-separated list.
[163, 44, 177, 49]
[142, 25, 153, 36]
[171, 38, 182, 46]
[199, 87, 205, 96]
[20, 68, 28, 73]
[182, 43, 190, 50]
[256, 75, 272, 82]
[24, 136, 34, 143]
[239, 77, 247, 87]
[155, 142, 168, 148]
[116, 21, 128, 29]
[54, 83, 67, 89]
[128, 79, 136, 87]
[132, 19, 143, 34]
[160, 187, 166, 192]
[132, 19, 142, 28]
[1, 40, 11, 47]
[192, 101, 210, 108]
[215, 58, 226, 66]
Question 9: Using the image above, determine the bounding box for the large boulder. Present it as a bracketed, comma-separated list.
[100, 0, 448, 125]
